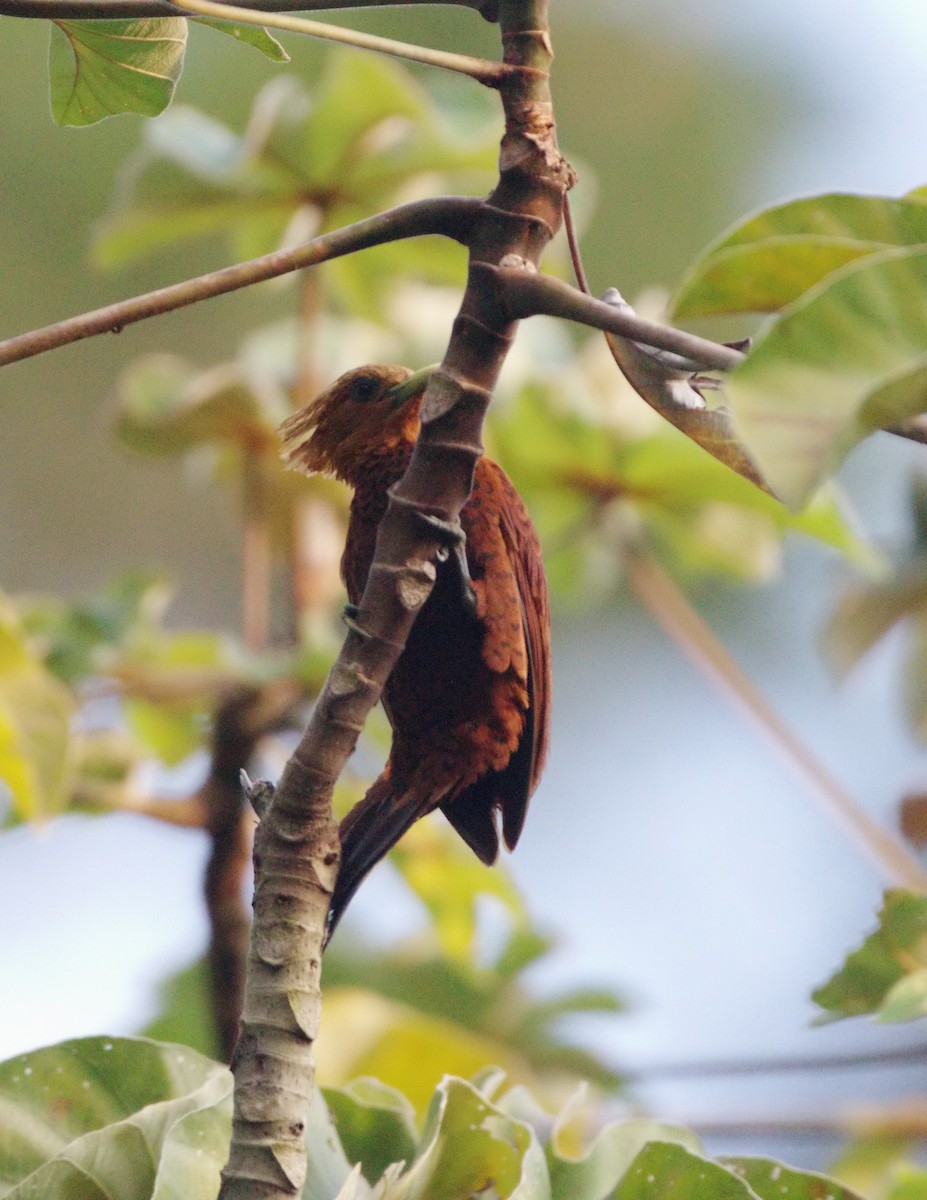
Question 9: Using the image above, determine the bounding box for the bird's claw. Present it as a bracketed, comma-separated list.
[413, 511, 479, 621]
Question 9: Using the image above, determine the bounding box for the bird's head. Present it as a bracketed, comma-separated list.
[279, 364, 431, 484]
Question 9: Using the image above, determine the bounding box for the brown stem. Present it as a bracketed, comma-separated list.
[241, 448, 271, 653]
[626, 548, 927, 892]
[0, 0, 499, 17]
[0, 197, 481, 368]
[204, 683, 303, 1063]
[219, 4, 569, 1195]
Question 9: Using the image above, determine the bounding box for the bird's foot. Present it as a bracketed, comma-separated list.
[413, 510, 479, 620]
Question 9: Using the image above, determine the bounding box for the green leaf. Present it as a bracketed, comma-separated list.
[548, 1120, 700, 1200]
[323, 1078, 418, 1185]
[722, 1158, 865, 1200]
[49, 19, 187, 126]
[721, 245, 927, 507]
[383, 1076, 549, 1199]
[191, 17, 288, 62]
[0, 596, 74, 822]
[813, 890, 927, 1021]
[613, 1142, 757, 1200]
[674, 193, 927, 317]
[0, 1036, 231, 1199]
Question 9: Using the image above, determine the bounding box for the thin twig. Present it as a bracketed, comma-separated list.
[493, 264, 744, 373]
[626, 548, 927, 893]
[563, 193, 589, 294]
[174, 0, 514, 86]
[0, 0, 499, 18]
[0, 196, 481, 368]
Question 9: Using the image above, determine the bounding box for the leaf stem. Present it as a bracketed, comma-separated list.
[625, 548, 927, 893]
[174, 0, 513, 85]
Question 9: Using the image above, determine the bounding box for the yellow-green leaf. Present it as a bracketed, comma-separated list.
[674, 193, 927, 317]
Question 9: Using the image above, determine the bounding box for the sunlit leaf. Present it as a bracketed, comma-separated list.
[674, 193, 927, 317]
[724, 245, 927, 507]
[49, 19, 186, 126]
[191, 17, 288, 62]
[813, 890, 927, 1022]
[829, 1135, 918, 1200]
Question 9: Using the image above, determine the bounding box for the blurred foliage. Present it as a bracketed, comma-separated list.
[672, 189, 927, 508]
[0, 593, 73, 822]
[94, 53, 498, 319]
[824, 476, 927, 744]
[830, 1137, 927, 1200]
[813, 889, 927, 1023]
[143, 815, 626, 1114]
[0, 1035, 865, 1200]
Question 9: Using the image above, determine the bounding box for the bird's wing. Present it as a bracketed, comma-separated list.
[459, 459, 552, 850]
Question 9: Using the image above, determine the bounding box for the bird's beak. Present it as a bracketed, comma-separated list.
[383, 364, 438, 409]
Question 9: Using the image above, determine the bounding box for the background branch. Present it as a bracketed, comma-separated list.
[626, 548, 927, 893]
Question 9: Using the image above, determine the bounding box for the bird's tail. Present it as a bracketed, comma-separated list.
[324, 771, 438, 946]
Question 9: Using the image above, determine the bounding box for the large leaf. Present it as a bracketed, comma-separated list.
[673, 193, 927, 317]
[0, 1036, 230, 1199]
[813, 889, 927, 1022]
[724, 245, 927, 507]
[49, 19, 186, 126]
[0, 596, 73, 823]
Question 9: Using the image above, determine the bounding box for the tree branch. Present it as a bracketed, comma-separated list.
[219, 3, 570, 1195]
[0, 0, 499, 19]
[174, 0, 514, 85]
[492, 264, 745, 372]
[0, 197, 481, 368]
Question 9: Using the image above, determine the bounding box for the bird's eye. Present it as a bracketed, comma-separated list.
[350, 374, 382, 404]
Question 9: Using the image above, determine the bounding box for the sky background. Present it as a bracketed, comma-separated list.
[3, 0, 927, 1159]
